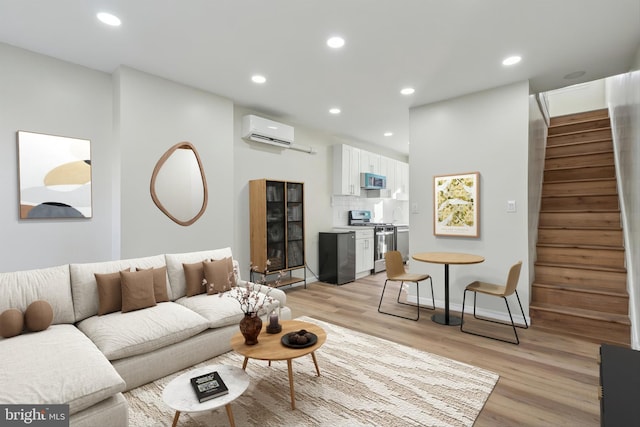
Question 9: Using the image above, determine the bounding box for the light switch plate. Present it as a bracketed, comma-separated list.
[411, 203, 419, 214]
[507, 200, 516, 213]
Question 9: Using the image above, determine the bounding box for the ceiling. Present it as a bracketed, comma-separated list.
[1, 1, 639, 156]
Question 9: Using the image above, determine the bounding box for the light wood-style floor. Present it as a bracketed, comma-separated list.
[283, 273, 601, 426]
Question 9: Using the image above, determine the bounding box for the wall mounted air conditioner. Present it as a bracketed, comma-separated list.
[242, 115, 294, 148]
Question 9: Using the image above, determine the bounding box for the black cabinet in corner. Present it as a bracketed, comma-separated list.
[599, 344, 640, 426]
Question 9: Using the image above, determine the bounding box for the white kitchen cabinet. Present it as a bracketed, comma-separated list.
[333, 144, 361, 196]
[394, 160, 409, 200]
[360, 149, 381, 174]
[355, 228, 374, 277]
[379, 156, 396, 198]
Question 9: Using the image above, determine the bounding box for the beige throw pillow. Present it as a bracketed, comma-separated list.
[183, 261, 206, 297]
[95, 271, 124, 315]
[203, 257, 234, 295]
[136, 266, 170, 303]
[120, 269, 157, 313]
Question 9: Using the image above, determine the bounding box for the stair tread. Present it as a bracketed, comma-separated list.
[549, 109, 609, 125]
[544, 177, 616, 183]
[541, 192, 618, 198]
[539, 208, 620, 213]
[535, 261, 626, 273]
[546, 137, 612, 147]
[538, 225, 622, 231]
[530, 303, 630, 324]
[545, 149, 613, 160]
[544, 163, 614, 171]
[547, 126, 611, 137]
[536, 242, 625, 251]
[532, 282, 628, 297]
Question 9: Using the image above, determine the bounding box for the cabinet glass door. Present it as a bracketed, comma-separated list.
[266, 181, 285, 271]
[286, 182, 304, 268]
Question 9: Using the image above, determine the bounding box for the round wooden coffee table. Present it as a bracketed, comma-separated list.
[162, 364, 249, 427]
[230, 319, 327, 410]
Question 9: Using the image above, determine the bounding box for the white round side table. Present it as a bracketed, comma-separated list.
[162, 364, 249, 427]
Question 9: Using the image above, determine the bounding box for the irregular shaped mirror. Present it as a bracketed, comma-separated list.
[150, 142, 208, 226]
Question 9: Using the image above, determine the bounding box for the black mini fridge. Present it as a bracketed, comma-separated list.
[318, 231, 356, 285]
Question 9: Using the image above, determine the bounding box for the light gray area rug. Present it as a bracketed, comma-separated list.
[125, 316, 498, 426]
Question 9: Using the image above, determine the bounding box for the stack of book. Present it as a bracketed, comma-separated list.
[190, 371, 229, 403]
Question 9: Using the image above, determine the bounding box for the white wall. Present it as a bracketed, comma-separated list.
[115, 67, 235, 258]
[546, 80, 606, 117]
[408, 81, 531, 321]
[606, 70, 640, 349]
[0, 43, 115, 271]
[233, 107, 335, 283]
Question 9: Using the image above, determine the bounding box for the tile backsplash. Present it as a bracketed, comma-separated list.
[332, 195, 409, 226]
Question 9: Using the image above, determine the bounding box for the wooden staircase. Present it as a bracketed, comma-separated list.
[530, 108, 630, 347]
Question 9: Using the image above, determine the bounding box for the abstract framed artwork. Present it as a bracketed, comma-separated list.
[17, 131, 92, 219]
[433, 172, 479, 237]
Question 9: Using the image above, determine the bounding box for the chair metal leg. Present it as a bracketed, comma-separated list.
[378, 277, 434, 321]
[460, 289, 528, 345]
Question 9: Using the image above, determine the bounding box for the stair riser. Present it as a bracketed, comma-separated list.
[536, 246, 625, 269]
[531, 286, 628, 314]
[545, 139, 613, 157]
[545, 152, 614, 170]
[530, 309, 629, 346]
[543, 166, 615, 181]
[541, 195, 619, 211]
[548, 118, 612, 135]
[547, 128, 612, 145]
[550, 109, 609, 126]
[535, 265, 626, 291]
[538, 228, 623, 246]
[541, 180, 617, 196]
[539, 211, 621, 228]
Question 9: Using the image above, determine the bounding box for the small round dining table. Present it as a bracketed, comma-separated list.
[412, 252, 485, 326]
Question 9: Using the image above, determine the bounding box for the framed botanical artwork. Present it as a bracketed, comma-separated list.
[17, 131, 92, 219]
[433, 172, 479, 237]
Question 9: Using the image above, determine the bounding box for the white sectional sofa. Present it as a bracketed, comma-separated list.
[0, 248, 291, 427]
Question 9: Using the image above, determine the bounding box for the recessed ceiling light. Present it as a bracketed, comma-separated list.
[251, 75, 266, 84]
[502, 55, 522, 66]
[97, 12, 121, 26]
[384, 132, 393, 137]
[400, 87, 415, 95]
[327, 36, 345, 49]
[329, 108, 341, 115]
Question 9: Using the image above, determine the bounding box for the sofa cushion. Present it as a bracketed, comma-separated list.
[70, 255, 168, 322]
[0, 324, 125, 415]
[76, 302, 209, 361]
[120, 269, 156, 313]
[183, 261, 206, 297]
[24, 300, 53, 332]
[0, 264, 74, 324]
[95, 271, 123, 315]
[165, 248, 234, 300]
[176, 287, 281, 329]
[137, 266, 170, 303]
[204, 257, 235, 295]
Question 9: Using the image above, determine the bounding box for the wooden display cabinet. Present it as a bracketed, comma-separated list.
[249, 179, 306, 288]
